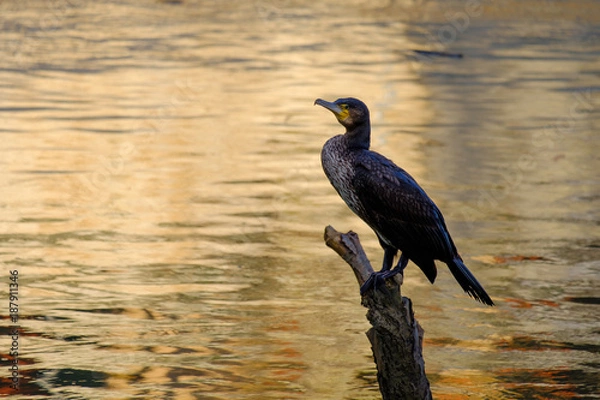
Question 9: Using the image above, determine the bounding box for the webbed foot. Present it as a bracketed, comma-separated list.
[359, 254, 408, 295]
[359, 269, 402, 295]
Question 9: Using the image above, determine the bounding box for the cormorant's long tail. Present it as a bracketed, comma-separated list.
[447, 258, 494, 306]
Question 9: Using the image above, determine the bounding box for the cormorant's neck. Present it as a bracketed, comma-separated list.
[345, 122, 371, 150]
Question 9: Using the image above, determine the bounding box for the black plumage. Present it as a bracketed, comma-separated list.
[315, 97, 494, 306]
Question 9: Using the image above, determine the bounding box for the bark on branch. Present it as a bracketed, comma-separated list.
[324, 225, 432, 400]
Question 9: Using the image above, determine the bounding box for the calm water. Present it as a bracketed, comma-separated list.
[1, 0, 599, 399]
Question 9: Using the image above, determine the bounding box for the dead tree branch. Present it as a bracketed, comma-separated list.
[324, 225, 432, 400]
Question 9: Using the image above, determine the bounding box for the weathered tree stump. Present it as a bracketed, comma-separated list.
[324, 225, 432, 400]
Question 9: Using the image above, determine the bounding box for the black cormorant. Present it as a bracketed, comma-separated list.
[315, 97, 494, 306]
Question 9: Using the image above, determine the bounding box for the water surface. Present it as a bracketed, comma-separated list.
[0, 0, 599, 399]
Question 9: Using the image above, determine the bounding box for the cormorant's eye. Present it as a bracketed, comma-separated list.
[341, 104, 349, 110]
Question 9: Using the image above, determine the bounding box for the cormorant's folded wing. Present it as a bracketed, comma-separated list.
[352, 152, 456, 263]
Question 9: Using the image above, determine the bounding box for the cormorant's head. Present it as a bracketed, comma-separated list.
[314, 97, 370, 131]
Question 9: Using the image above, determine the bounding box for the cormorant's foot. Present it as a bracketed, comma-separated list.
[359, 273, 379, 295]
[360, 270, 399, 295]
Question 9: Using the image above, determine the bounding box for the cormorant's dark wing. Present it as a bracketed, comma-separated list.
[352, 151, 495, 305]
[352, 151, 456, 277]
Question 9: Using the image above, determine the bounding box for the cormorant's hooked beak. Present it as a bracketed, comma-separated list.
[314, 98, 348, 121]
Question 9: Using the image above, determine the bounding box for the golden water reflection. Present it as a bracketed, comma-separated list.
[0, 0, 599, 399]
